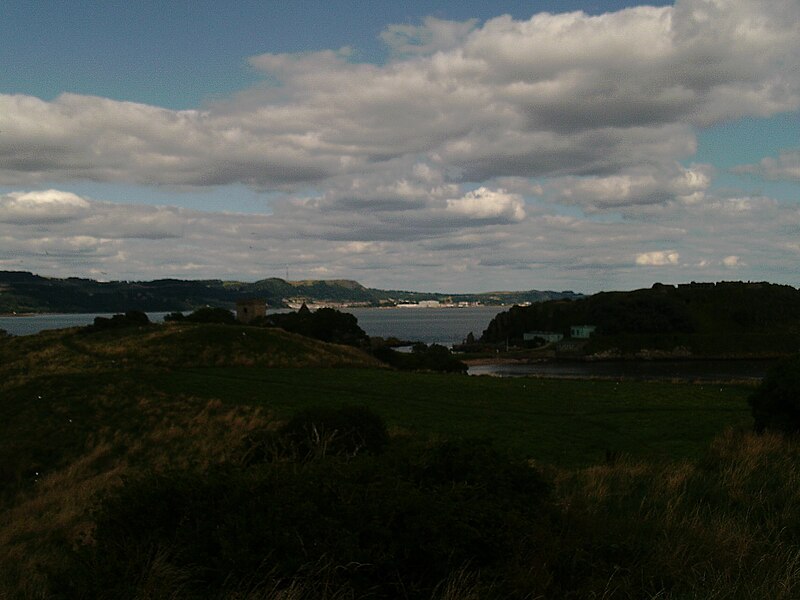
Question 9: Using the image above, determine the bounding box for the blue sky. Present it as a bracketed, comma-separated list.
[2, 0, 674, 108]
[1, 0, 798, 292]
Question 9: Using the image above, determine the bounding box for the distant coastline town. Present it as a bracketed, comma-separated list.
[283, 298, 507, 310]
[0, 271, 574, 315]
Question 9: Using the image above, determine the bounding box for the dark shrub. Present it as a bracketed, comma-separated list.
[749, 354, 800, 433]
[279, 405, 389, 458]
[412, 343, 468, 373]
[184, 306, 236, 324]
[89, 310, 151, 331]
[70, 439, 550, 599]
[263, 306, 369, 347]
[163, 311, 185, 322]
[375, 343, 467, 373]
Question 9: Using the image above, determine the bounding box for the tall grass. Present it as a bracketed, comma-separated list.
[551, 429, 800, 598]
[4, 427, 800, 598]
[0, 399, 276, 598]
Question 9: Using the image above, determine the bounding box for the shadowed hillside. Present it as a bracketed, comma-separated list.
[481, 281, 800, 357]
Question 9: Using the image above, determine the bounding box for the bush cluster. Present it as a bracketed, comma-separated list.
[258, 305, 370, 347]
[373, 342, 467, 373]
[749, 354, 800, 433]
[165, 307, 236, 324]
[59, 407, 549, 599]
[87, 310, 150, 331]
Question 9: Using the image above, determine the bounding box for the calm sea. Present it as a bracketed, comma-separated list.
[346, 306, 503, 345]
[469, 359, 773, 382]
[0, 306, 505, 345]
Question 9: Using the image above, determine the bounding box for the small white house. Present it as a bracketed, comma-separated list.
[570, 325, 596, 339]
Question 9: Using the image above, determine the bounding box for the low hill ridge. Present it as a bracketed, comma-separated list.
[0, 270, 580, 313]
[0, 321, 382, 379]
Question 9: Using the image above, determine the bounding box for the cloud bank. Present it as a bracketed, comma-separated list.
[2, 0, 797, 191]
[0, 0, 798, 290]
[1, 186, 796, 292]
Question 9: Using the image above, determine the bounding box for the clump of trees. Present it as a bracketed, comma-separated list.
[167, 304, 378, 350]
[749, 354, 800, 433]
[373, 342, 468, 373]
[165, 307, 236, 324]
[86, 310, 150, 331]
[258, 304, 370, 347]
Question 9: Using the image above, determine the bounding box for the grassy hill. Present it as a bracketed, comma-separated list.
[0, 321, 749, 473]
[0, 321, 381, 377]
[3, 322, 800, 598]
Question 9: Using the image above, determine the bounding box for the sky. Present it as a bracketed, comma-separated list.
[1, 0, 798, 293]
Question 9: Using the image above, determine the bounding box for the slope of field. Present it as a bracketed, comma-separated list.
[0, 323, 751, 481]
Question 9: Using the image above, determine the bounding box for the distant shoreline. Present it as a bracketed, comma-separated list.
[462, 355, 784, 367]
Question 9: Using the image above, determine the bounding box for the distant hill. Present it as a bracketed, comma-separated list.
[0, 271, 581, 313]
[481, 281, 800, 358]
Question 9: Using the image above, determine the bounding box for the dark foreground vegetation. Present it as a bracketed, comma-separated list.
[1, 321, 799, 598]
[749, 354, 800, 434]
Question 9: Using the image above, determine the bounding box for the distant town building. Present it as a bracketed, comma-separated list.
[523, 331, 564, 344]
[236, 299, 266, 323]
[418, 300, 442, 308]
[570, 325, 596, 339]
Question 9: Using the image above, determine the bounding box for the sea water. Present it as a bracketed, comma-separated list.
[0, 306, 505, 345]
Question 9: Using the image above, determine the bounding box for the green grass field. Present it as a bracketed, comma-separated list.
[0, 324, 753, 483]
[155, 367, 752, 467]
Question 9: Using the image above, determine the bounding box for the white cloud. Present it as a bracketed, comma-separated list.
[445, 187, 525, 221]
[550, 164, 712, 210]
[733, 150, 800, 182]
[635, 251, 680, 266]
[0, 185, 797, 292]
[0, 190, 90, 223]
[722, 255, 740, 267]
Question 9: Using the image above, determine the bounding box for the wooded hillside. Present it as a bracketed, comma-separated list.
[481, 282, 800, 356]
